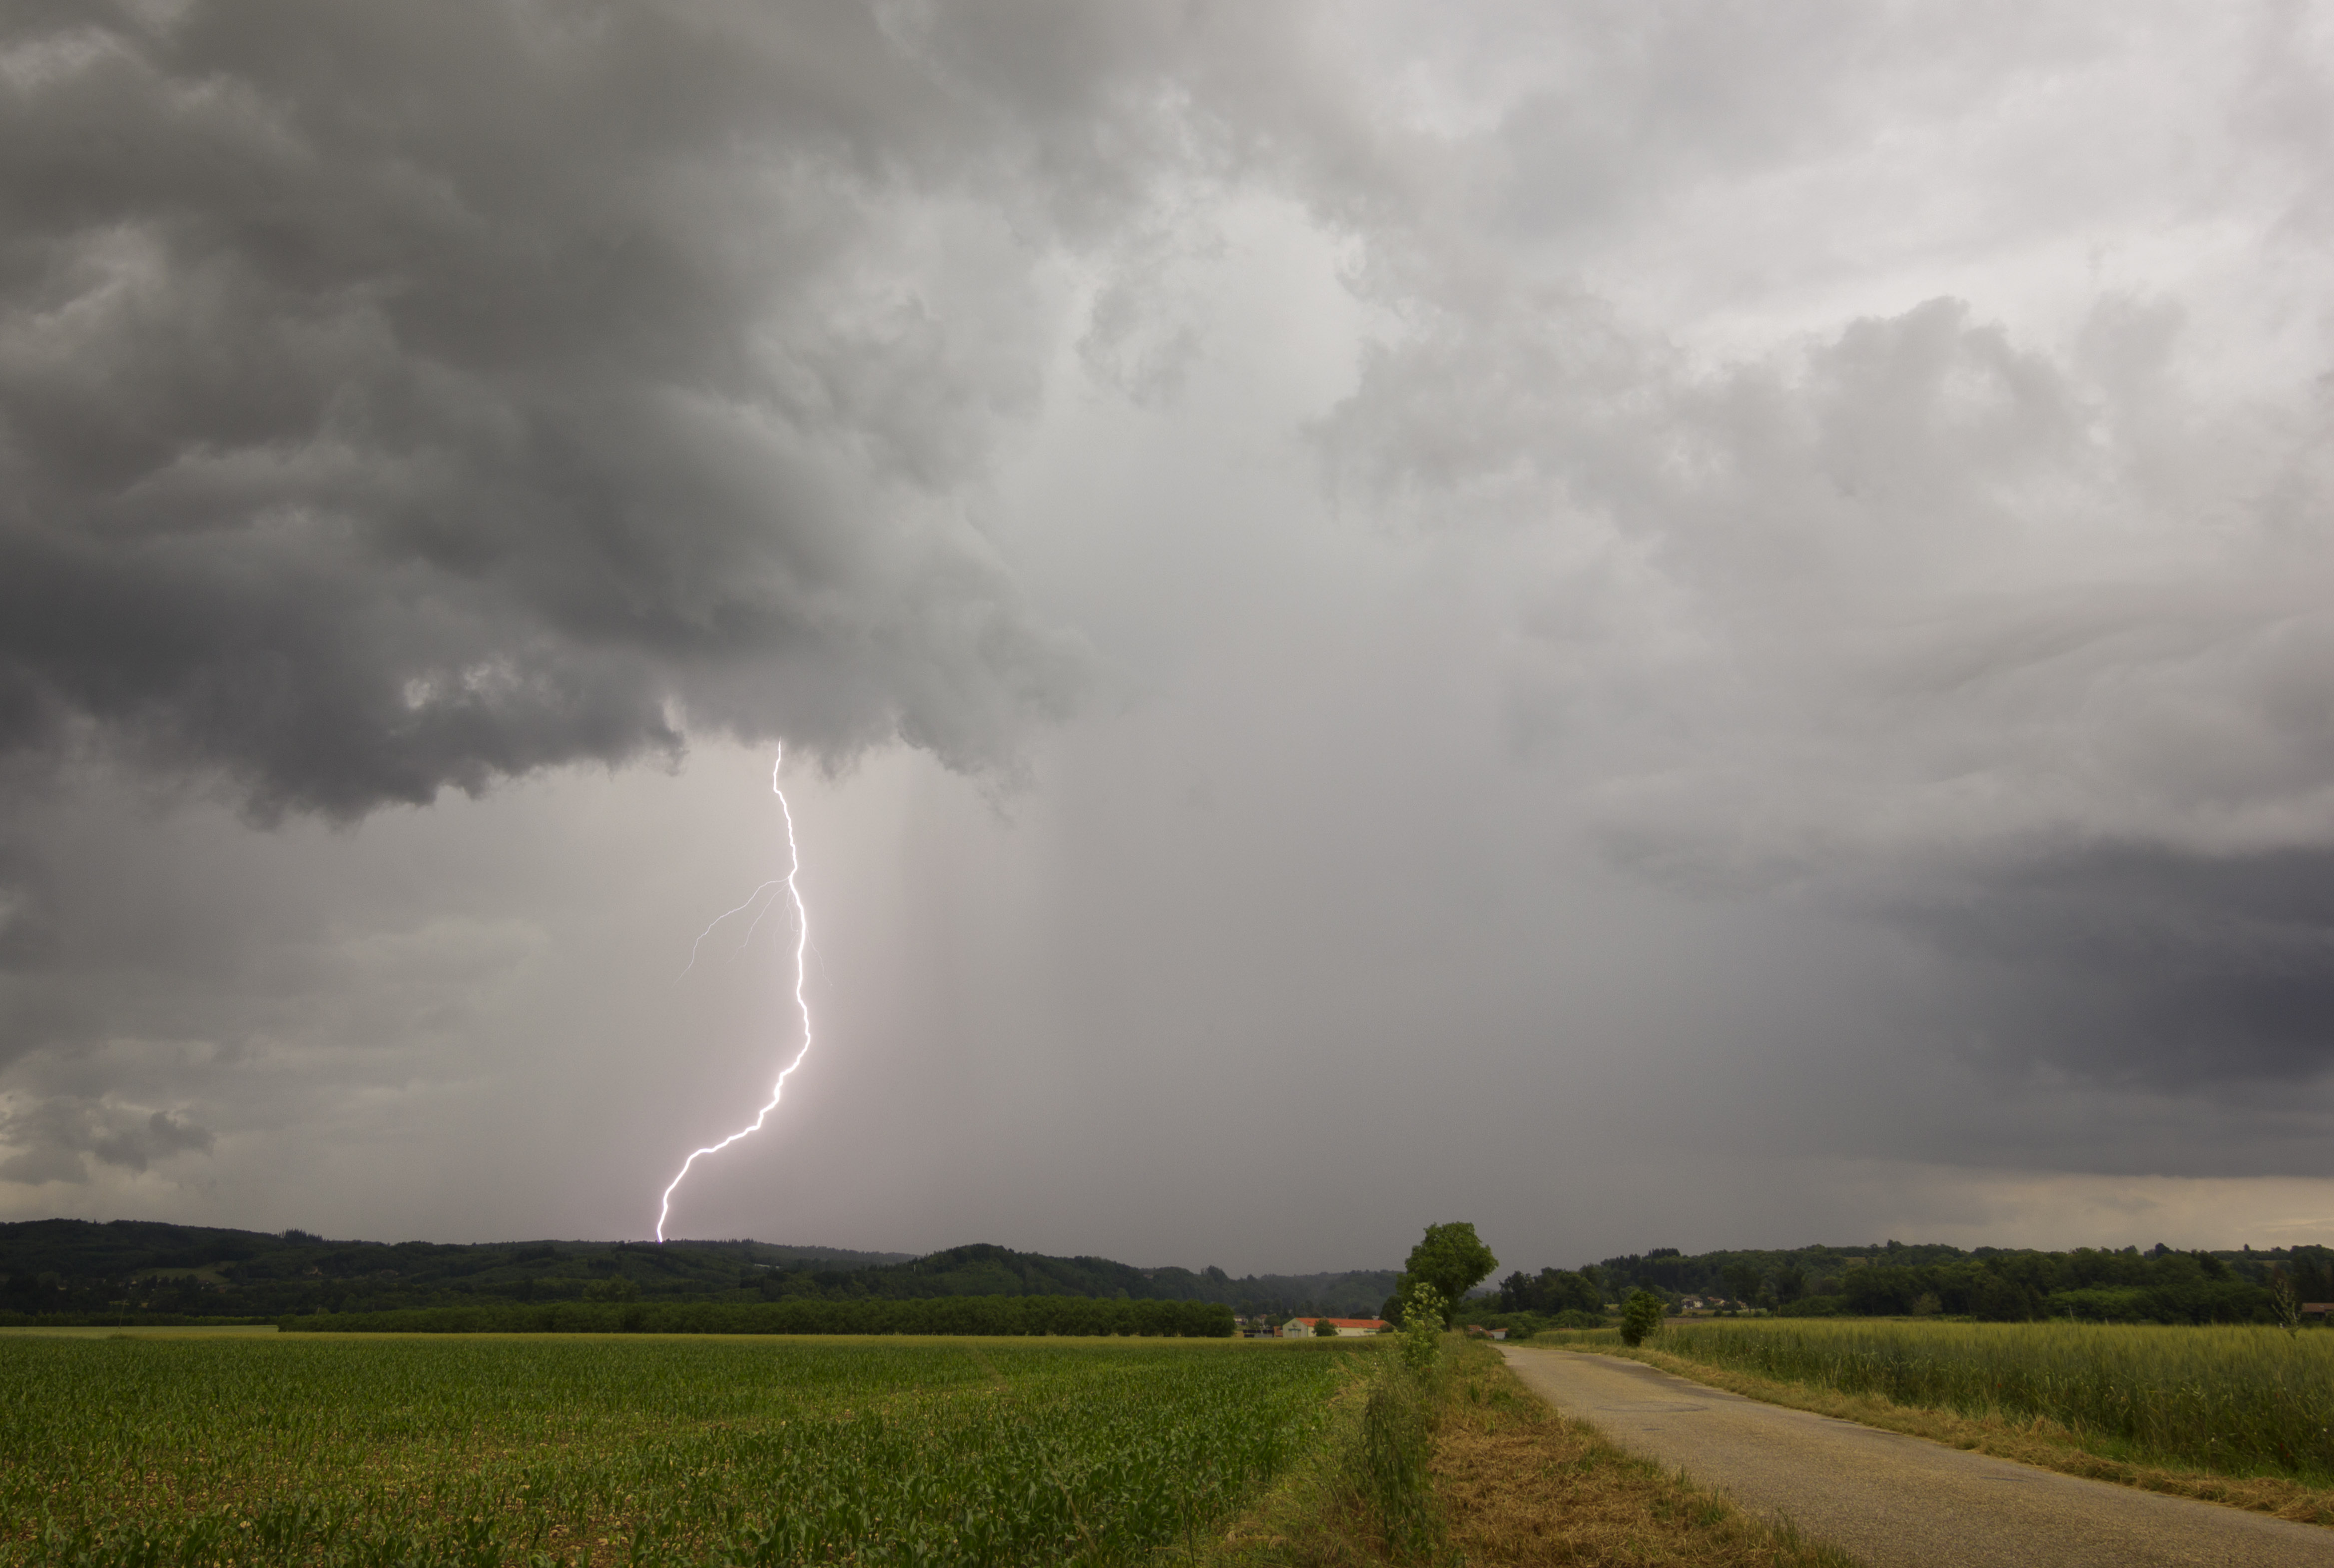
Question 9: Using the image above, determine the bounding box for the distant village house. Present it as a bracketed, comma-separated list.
[1280, 1316, 1389, 1337]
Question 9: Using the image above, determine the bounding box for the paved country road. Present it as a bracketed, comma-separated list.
[1500, 1346, 2334, 1568]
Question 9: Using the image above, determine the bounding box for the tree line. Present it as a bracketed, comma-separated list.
[1460, 1241, 2334, 1328]
[282, 1295, 1236, 1337]
[15, 1218, 2326, 1332]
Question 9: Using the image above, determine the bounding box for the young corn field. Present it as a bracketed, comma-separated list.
[1642, 1318, 2334, 1481]
[0, 1331, 1359, 1568]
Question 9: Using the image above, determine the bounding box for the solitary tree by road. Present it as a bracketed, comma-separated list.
[1400, 1222, 1498, 1326]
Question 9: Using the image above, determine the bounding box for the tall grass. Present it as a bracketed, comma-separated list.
[1357, 1364, 1443, 1563]
[1649, 1319, 2334, 1480]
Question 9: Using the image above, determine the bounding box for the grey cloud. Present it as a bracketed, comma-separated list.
[1898, 846, 2334, 1089]
[101, 1108, 215, 1169]
[1482, 4, 2120, 239]
[0, 0, 1130, 818]
[0, 849, 55, 968]
[0, 1096, 213, 1182]
[7, 0, 2334, 1256]
[1319, 262, 2334, 1087]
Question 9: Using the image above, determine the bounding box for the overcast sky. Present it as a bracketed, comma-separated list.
[4, 1, 2334, 1275]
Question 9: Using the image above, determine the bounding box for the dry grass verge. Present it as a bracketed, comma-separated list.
[1202, 1339, 1863, 1568]
[1595, 1342, 2334, 1529]
[1430, 1341, 1862, 1568]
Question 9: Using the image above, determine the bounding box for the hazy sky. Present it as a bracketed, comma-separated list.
[4, 1, 2334, 1274]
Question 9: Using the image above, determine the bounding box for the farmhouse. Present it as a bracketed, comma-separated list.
[1280, 1317, 1389, 1337]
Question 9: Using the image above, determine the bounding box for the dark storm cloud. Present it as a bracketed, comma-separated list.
[1321, 268, 2334, 1089]
[6, 0, 2334, 1250]
[0, 0, 1148, 816]
[1899, 846, 2334, 1088]
[0, 0, 1384, 1201]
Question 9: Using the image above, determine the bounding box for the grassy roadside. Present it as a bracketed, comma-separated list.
[1200, 1337, 1864, 1567]
[1581, 1339, 2334, 1528]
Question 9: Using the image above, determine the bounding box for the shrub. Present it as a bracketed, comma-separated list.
[1400, 1283, 1445, 1374]
[1620, 1289, 1665, 1346]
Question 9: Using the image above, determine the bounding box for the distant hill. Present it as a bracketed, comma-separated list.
[743, 1243, 1397, 1317]
[0, 1219, 1394, 1322]
[634, 1239, 917, 1267]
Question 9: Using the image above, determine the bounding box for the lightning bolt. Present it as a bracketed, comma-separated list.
[655, 749, 815, 1244]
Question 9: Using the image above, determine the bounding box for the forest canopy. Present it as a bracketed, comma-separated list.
[1462, 1240, 2331, 1328]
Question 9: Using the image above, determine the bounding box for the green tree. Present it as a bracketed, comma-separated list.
[1312, 1314, 1338, 1337]
[1620, 1288, 1664, 1346]
[1401, 1222, 1498, 1327]
[1495, 1267, 1603, 1316]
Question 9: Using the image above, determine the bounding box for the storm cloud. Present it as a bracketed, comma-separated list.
[0, 0, 1123, 814]
[1325, 284, 2334, 1087]
[3, 0, 2334, 1262]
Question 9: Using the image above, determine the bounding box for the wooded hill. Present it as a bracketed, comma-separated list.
[0, 1219, 1396, 1323]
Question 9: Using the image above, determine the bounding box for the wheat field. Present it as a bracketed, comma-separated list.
[1627, 1318, 2334, 1480]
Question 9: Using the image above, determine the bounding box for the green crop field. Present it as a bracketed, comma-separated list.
[1622, 1317, 2334, 1481]
[0, 1329, 1362, 1568]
